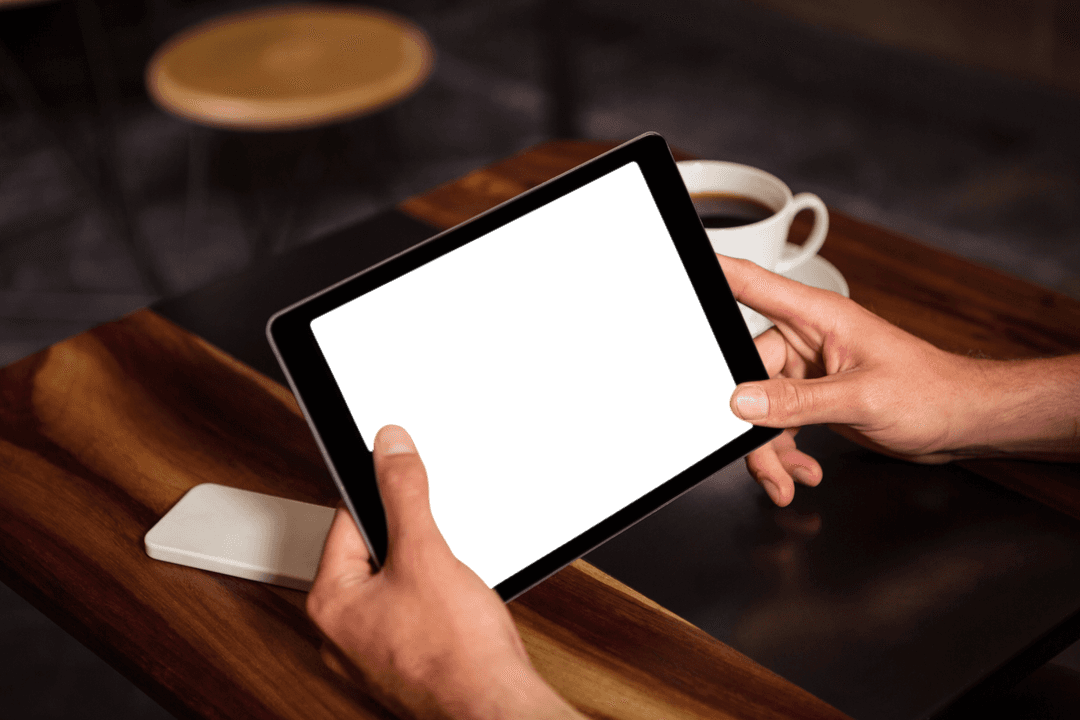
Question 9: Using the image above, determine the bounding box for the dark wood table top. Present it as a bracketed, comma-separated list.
[2, 139, 1079, 720]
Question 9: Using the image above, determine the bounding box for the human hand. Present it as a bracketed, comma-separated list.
[719, 255, 984, 506]
[307, 425, 582, 720]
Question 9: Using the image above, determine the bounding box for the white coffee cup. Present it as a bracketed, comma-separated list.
[677, 160, 828, 274]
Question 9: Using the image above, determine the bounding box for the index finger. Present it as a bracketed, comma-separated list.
[716, 254, 833, 329]
[314, 505, 374, 587]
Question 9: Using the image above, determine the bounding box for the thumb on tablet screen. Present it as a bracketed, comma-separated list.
[372, 425, 447, 556]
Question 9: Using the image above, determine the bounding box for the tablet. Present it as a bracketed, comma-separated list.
[267, 133, 779, 600]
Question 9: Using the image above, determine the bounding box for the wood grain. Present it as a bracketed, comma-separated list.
[0, 307, 847, 719]
[516, 562, 844, 720]
[0, 311, 364, 720]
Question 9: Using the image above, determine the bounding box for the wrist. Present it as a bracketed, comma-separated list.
[952, 356, 1080, 460]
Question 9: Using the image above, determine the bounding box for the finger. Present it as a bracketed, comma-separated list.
[749, 429, 819, 500]
[730, 372, 871, 429]
[307, 505, 373, 629]
[716, 255, 836, 332]
[755, 327, 818, 383]
[773, 440, 822, 487]
[314, 505, 374, 587]
[744, 442, 794, 506]
[753, 327, 788, 377]
[371, 425, 445, 553]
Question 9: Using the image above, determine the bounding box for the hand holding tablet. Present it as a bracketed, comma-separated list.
[268, 133, 779, 600]
[307, 424, 586, 720]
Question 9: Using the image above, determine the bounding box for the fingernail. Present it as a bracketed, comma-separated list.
[733, 385, 768, 420]
[377, 425, 415, 455]
[793, 467, 815, 485]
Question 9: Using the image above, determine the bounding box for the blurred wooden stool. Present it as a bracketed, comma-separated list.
[144, 4, 434, 264]
[146, 4, 434, 130]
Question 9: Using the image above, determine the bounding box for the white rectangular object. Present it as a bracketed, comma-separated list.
[145, 483, 335, 591]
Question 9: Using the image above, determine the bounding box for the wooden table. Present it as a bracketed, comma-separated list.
[2, 140, 1079, 720]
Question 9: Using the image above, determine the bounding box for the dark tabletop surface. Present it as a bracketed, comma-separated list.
[589, 427, 1080, 720]
[154, 208, 438, 388]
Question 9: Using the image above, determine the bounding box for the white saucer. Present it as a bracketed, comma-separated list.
[738, 246, 849, 337]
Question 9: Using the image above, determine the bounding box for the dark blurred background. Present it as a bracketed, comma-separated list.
[2, 0, 1079, 716]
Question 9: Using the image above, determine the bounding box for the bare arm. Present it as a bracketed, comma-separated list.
[957, 355, 1080, 461]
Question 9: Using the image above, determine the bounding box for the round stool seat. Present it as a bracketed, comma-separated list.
[146, 4, 434, 130]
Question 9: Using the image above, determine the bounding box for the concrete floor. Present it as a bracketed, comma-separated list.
[2, 0, 1079, 717]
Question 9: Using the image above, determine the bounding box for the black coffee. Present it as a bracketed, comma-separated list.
[691, 192, 774, 228]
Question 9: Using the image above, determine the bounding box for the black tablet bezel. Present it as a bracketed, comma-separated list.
[268, 133, 780, 600]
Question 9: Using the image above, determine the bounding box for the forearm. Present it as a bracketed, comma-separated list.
[957, 355, 1080, 461]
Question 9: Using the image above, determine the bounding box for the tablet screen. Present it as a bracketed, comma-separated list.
[309, 161, 751, 588]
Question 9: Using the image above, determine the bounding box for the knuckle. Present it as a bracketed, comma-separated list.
[745, 451, 767, 478]
[392, 647, 442, 687]
[852, 380, 885, 418]
[772, 380, 811, 419]
[380, 457, 426, 491]
[380, 457, 412, 483]
[306, 580, 346, 633]
[380, 463, 420, 496]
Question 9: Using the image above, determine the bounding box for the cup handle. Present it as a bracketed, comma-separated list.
[774, 193, 829, 274]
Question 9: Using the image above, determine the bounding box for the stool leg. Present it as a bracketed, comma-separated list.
[268, 128, 324, 254]
[232, 134, 271, 263]
[539, 0, 579, 139]
[235, 129, 326, 260]
[178, 126, 211, 290]
[234, 133, 294, 263]
[73, 0, 166, 295]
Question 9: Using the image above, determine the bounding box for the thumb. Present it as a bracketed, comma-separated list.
[372, 425, 445, 555]
[730, 376, 861, 428]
